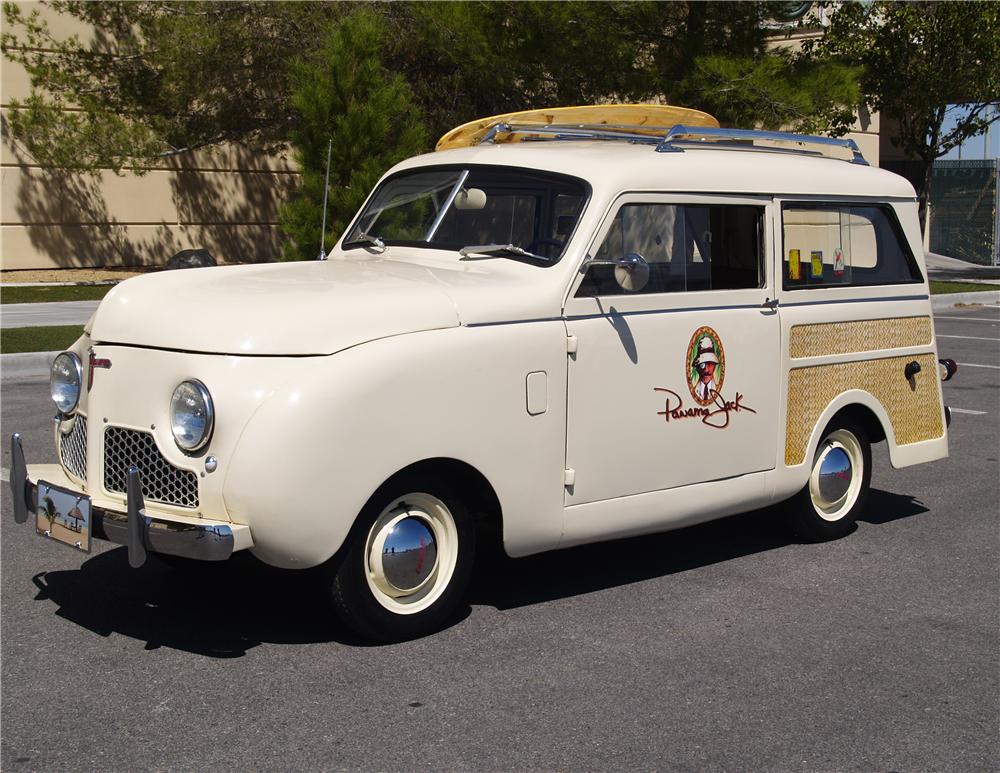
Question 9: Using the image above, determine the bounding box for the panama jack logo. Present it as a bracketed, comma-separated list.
[686, 326, 725, 406]
[653, 326, 756, 430]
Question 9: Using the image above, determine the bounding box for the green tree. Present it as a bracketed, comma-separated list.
[3, 2, 866, 259]
[3, 1, 863, 168]
[396, 2, 859, 136]
[681, 53, 859, 134]
[278, 11, 426, 261]
[1, 1, 343, 172]
[809, 1, 1000, 228]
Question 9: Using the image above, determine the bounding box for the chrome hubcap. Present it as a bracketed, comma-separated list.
[381, 516, 438, 593]
[809, 429, 863, 522]
[816, 447, 853, 506]
[364, 492, 459, 615]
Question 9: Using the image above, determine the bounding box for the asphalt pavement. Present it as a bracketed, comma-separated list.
[1, 307, 997, 771]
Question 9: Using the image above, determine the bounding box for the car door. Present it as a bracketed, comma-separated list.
[563, 193, 780, 506]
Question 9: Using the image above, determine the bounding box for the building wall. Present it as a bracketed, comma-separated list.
[1, 1, 298, 270]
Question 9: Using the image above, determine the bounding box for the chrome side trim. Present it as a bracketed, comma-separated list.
[9, 433, 29, 524]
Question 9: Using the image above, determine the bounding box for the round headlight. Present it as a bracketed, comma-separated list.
[170, 380, 214, 452]
[50, 352, 82, 415]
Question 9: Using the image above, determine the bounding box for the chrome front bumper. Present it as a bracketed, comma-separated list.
[9, 433, 250, 566]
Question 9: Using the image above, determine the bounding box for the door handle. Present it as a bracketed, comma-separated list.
[762, 297, 779, 310]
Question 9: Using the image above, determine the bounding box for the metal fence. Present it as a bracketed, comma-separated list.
[929, 159, 999, 266]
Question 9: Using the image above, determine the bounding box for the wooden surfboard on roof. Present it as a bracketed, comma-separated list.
[435, 103, 720, 152]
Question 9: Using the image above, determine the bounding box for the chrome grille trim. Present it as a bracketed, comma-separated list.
[103, 427, 199, 509]
[58, 414, 88, 482]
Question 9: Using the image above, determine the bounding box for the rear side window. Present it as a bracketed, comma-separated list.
[578, 203, 763, 297]
[782, 204, 922, 289]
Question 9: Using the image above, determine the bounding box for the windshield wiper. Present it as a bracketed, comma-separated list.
[459, 243, 553, 262]
[342, 232, 386, 251]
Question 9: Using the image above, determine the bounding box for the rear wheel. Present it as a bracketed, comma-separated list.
[329, 475, 475, 642]
[785, 421, 871, 542]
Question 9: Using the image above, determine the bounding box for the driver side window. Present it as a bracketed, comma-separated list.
[577, 203, 764, 297]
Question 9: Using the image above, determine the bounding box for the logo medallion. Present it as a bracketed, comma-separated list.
[686, 326, 725, 406]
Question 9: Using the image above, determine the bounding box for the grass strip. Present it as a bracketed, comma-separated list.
[930, 280, 999, 294]
[0, 284, 115, 304]
[1, 325, 84, 354]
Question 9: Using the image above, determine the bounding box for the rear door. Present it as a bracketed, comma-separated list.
[563, 193, 780, 506]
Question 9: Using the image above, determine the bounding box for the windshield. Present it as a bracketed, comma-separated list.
[344, 166, 589, 262]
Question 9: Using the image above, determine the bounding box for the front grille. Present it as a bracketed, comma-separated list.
[58, 414, 88, 482]
[103, 427, 199, 509]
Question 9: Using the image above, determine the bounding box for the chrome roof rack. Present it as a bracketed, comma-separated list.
[657, 125, 868, 165]
[477, 121, 868, 165]
[479, 122, 664, 146]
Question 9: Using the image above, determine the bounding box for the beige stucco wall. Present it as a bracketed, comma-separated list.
[1, 1, 298, 270]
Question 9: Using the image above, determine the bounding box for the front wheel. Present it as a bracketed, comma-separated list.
[785, 421, 872, 542]
[328, 476, 475, 642]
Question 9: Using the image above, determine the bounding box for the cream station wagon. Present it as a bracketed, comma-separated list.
[10, 105, 957, 641]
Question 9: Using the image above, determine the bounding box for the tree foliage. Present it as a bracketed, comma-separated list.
[2, 1, 867, 257]
[808, 0, 1000, 222]
[682, 54, 859, 135]
[278, 12, 426, 261]
[1, 1, 343, 171]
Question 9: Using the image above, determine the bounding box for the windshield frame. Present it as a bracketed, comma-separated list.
[339, 163, 592, 267]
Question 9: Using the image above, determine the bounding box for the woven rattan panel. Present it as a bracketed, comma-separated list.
[785, 353, 944, 466]
[789, 317, 933, 359]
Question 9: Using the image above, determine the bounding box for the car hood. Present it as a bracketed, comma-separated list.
[89, 255, 554, 356]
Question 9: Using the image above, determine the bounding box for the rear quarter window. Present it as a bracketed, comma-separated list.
[782, 203, 922, 289]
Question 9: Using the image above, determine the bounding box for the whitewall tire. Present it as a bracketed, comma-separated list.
[329, 474, 475, 642]
[786, 421, 872, 542]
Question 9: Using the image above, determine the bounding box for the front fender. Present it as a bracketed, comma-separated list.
[224, 323, 568, 568]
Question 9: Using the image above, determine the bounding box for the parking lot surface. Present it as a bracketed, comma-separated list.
[2, 306, 997, 771]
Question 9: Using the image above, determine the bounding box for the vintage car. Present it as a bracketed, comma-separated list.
[10, 104, 957, 641]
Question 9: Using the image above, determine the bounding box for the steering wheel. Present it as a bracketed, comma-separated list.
[526, 238, 565, 257]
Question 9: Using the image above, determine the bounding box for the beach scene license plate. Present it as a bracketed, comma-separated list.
[35, 481, 92, 553]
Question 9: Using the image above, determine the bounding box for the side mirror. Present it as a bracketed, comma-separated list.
[583, 252, 650, 292]
[453, 188, 487, 210]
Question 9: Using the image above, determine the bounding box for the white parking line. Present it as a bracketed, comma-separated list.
[958, 362, 1000, 369]
[935, 316, 1000, 322]
[950, 408, 988, 415]
[937, 334, 1000, 341]
[1, 467, 8, 483]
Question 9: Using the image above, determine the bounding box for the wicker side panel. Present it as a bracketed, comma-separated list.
[789, 317, 933, 359]
[785, 353, 944, 466]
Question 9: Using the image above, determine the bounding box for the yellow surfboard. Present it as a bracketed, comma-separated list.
[435, 103, 720, 152]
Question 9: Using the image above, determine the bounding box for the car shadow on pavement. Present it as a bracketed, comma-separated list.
[28, 550, 388, 656]
[857, 488, 930, 525]
[26, 490, 926, 654]
[471, 489, 929, 611]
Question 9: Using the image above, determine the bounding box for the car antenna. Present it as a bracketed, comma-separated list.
[318, 138, 333, 261]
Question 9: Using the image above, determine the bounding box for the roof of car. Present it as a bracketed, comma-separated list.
[391, 141, 916, 200]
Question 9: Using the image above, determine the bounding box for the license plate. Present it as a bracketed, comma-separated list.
[36, 481, 92, 553]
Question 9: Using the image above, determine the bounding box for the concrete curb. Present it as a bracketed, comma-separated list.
[1, 351, 58, 381]
[930, 290, 1000, 310]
